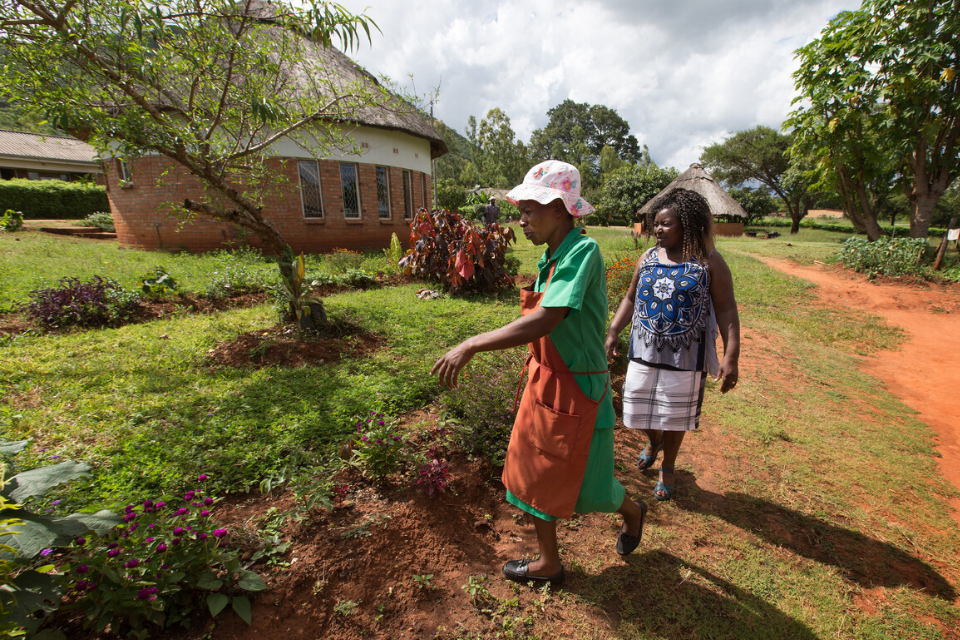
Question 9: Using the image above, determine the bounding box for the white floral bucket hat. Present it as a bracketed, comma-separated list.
[505, 161, 595, 217]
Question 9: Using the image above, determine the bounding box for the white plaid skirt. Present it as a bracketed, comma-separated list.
[621, 360, 706, 432]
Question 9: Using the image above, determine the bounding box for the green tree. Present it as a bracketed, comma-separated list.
[788, 0, 960, 239]
[727, 187, 780, 225]
[529, 99, 638, 167]
[0, 0, 382, 265]
[475, 108, 527, 188]
[700, 125, 814, 234]
[596, 162, 678, 226]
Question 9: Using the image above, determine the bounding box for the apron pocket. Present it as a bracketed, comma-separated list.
[530, 399, 582, 461]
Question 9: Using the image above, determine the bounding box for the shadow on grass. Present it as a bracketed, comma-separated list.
[572, 551, 819, 639]
[676, 480, 957, 601]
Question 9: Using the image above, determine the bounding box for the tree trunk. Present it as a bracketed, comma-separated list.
[909, 191, 939, 239]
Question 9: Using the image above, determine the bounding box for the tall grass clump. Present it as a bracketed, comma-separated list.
[838, 237, 929, 277]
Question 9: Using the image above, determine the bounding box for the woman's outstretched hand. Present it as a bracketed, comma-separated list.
[431, 343, 475, 389]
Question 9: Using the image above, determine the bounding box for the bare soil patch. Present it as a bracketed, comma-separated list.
[205, 319, 385, 369]
[757, 257, 960, 525]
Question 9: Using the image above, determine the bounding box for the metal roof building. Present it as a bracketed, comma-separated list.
[0, 129, 101, 180]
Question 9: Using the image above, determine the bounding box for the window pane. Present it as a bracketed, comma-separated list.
[421, 174, 428, 209]
[376, 166, 390, 218]
[403, 170, 413, 219]
[341, 163, 360, 218]
[298, 160, 323, 218]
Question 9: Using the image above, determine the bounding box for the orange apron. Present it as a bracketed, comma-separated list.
[502, 264, 609, 520]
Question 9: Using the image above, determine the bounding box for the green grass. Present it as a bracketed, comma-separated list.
[2, 226, 959, 639]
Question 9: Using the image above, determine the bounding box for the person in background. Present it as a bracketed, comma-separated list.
[432, 161, 647, 585]
[606, 187, 740, 501]
[484, 198, 500, 226]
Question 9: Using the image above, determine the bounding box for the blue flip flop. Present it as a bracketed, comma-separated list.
[655, 467, 674, 501]
[637, 440, 663, 471]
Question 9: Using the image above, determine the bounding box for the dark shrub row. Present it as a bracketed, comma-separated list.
[0, 178, 109, 219]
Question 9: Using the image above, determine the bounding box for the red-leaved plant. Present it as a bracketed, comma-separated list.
[399, 208, 517, 293]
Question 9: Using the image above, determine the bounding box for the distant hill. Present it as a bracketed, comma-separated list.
[0, 96, 63, 136]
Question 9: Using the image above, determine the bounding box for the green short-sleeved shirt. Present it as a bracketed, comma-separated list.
[534, 228, 614, 430]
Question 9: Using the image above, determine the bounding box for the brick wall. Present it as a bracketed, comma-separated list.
[106, 155, 433, 254]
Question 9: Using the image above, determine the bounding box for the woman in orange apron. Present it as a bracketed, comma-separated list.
[432, 161, 647, 585]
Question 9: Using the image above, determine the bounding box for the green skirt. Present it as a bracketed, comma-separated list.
[505, 427, 625, 521]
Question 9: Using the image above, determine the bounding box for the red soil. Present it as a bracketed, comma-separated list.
[759, 258, 960, 526]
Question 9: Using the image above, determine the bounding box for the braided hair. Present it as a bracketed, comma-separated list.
[644, 188, 714, 262]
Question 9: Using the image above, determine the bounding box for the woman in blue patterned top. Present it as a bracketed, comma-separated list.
[606, 188, 740, 501]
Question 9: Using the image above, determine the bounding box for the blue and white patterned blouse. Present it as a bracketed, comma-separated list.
[627, 248, 719, 375]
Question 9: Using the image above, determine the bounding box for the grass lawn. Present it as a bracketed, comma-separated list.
[1, 226, 958, 638]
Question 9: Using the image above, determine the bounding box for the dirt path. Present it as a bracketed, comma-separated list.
[757, 257, 960, 522]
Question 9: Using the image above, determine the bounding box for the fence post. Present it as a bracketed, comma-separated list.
[933, 217, 958, 271]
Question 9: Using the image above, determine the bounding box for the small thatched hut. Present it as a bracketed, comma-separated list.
[637, 163, 746, 237]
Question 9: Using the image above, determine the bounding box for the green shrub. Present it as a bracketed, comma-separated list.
[0, 179, 108, 219]
[436, 179, 467, 212]
[1, 209, 24, 232]
[319, 248, 365, 274]
[136, 266, 178, 298]
[348, 412, 411, 484]
[76, 211, 115, 232]
[838, 237, 930, 277]
[340, 269, 377, 289]
[439, 349, 526, 467]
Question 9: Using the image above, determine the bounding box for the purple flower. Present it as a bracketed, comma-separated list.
[197, 533, 208, 540]
[107, 542, 119, 549]
[75, 537, 86, 546]
[148, 523, 156, 529]
[198, 474, 209, 482]
[40, 549, 52, 557]
[129, 523, 139, 532]
[203, 497, 214, 506]
[125, 559, 139, 568]
[361, 436, 368, 442]
[172, 538, 181, 546]
[123, 513, 136, 522]
[143, 500, 154, 508]
[393, 436, 401, 441]
[76, 579, 94, 591]
[184, 491, 196, 500]
[125, 504, 135, 513]
[51, 500, 60, 506]
[136, 587, 152, 600]
[378, 420, 384, 426]
[157, 543, 168, 553]
[213, 528, 227, 538]
[192, 501, 200, 506]
[76, 564, 88, 574]
[145, 537, 155, 543]
[107, 549, 121, 558]
[200, 510, 210, 517]
[155, 501, 166, 509]
[173, 527, 185, 536]
[176, 508, 188, 516]
[161, 563, 169, 569]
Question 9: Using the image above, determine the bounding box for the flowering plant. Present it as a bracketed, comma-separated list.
[57, 475, 267, 638]
[349, 412, 409, 483]
[416, 457, 452, 497]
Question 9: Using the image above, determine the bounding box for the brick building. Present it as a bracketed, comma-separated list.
[104, 15, 446, 255]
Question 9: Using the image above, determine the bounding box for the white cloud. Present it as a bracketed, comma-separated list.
[336, 0, 858, 170]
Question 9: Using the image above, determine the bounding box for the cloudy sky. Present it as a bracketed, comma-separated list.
[334, 0, 860, 170]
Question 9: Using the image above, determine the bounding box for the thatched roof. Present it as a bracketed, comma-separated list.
[637, 163, 746, 219]
[252, 2, 447, 159]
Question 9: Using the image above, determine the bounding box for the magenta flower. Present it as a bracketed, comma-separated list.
[172, 538, 181, 546]
[157, 543, 168, 553]
[197, 533, 208, 541]
[203, 497, 213, 506]
[76, 564, 88, 574]
[173, 527, 185, 536]
[175, 508, 188, 516]
[75, 537, 86, 546]
[145, 537, 155, 543]
[125, 504, 135, 513]
[40, 548, 52, 557]
[107, 542, 119, 549]
[129, 523, 139, 532]
[107, 549, 121, 558]
[125, 559, 139, 568]
[184, 491, 196, 501]
[155, 501, 166, 509]
[143, 500, 154, 508]
[213, 528, 227, 538]
[200, 510, 210, 517]
[122, 513, 136, 522]
[198, 474, 209, 482]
